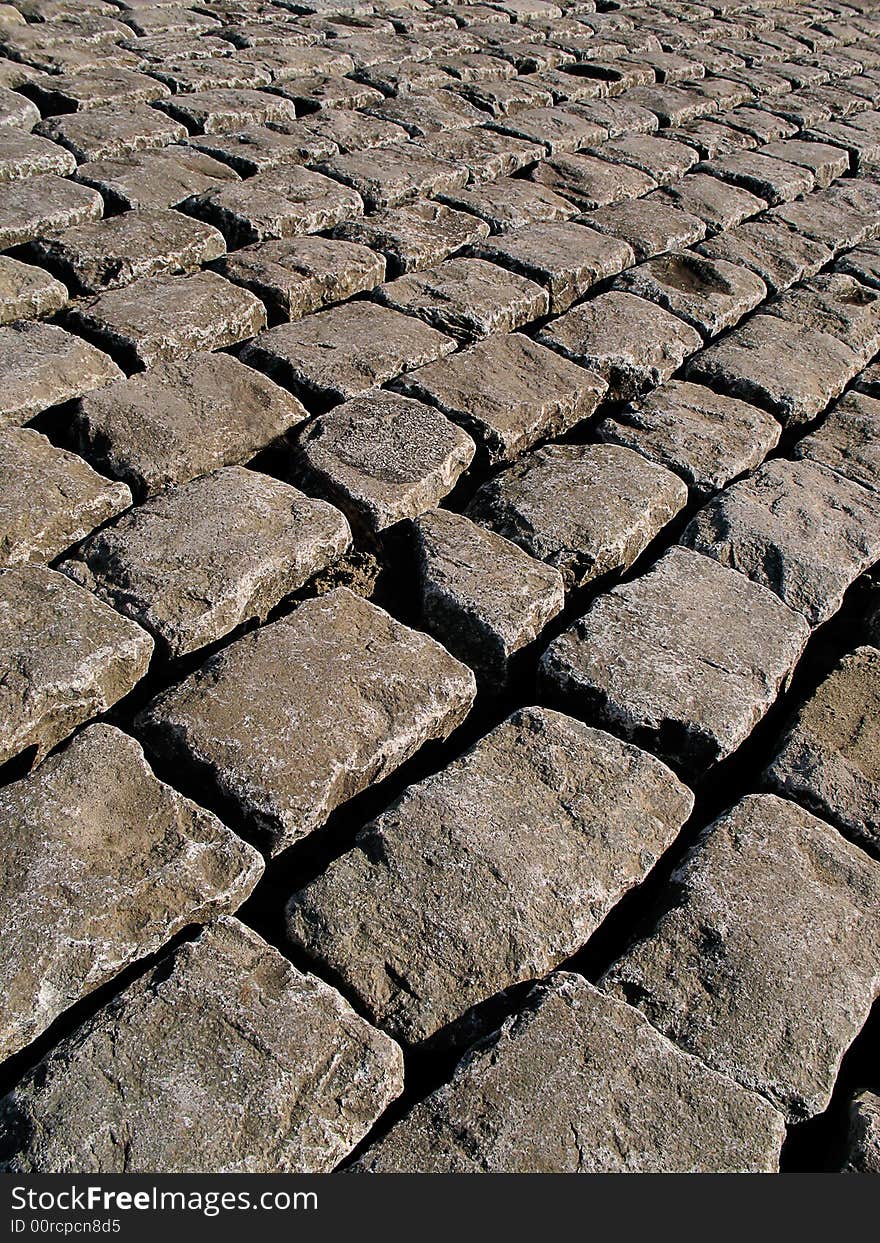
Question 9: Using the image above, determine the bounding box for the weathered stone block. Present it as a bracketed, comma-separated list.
[318, 142, 467, 210]
[843, 1093, 880, 1173]
[331, 199, 490, 277]
[0, 321, 122, 428]
[75, 146, 239, 211]
[602, 794, 880, 1120]
[157, 88, 298, 135]
[137, 589, 476, 854]
[0, 173, 103, 249]
[35, 105, 188, 164]
[582, 197, 706, 260]
[761, 274, 880, 362]
[439, 176, 578, 232]
[0, 131, 76, 182]
[531, 151, 657, 210]
[650, 172, 766, 231]
[0, 918, 403, 1173]
[695, 220, 832, 294]
[0, 256, 67, 326]
[288, 708, 693, 1043]
[540, 547, 810, 772]
[615, 249, 766, 337]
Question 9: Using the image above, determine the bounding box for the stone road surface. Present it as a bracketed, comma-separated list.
[0, 0, 879, 1175]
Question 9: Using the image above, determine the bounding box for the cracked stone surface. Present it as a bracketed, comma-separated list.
[63, 467, 351, 658]
[467, 443, 687, 590]
[0, 724, 263, 1062]
[137, 589, 476, 854]
[288, 708, 693, 1044]
[602, 794, 880, 1121]
[0, 565, 153, 768]
[540, 547, 810, 773]
[353, 973, 785, 1172]
[0, 917, 403, 1173]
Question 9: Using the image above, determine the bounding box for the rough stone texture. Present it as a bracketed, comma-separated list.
[472, 221, 634, 313]
[0, 173, 103, 250]
[615, 249, 767, 338]
[761, 274, 880, 362]
[758, 138, 850, 188]
[467, 443, 687, 590]
[843, 1092, 880, 1173]
[0, 256, 67, 326]
[181, 166, 364, 247]
[531, 152, 658, 210]
[374, 257, 549, 341]
[413, 510, 565, 684]
[0, 565, 153, 768]
[74, 146, 239, 212]
[765, 646, 880, 853]
[240, 302, 456, 405]
[837, 242, 880, 291]
[63, 468, 351, 658]
[331, 199, 490, 277]
[0, 131, 76, 182]
[537, 291, 702, 402]
[137, 589, 476, 854]
[414, 126, 543, 184]
[35, 105, 188, 164]
[0, 917, 403, 1173]
[28, 209, 227, 295]
[157, 88, 298, 135]
[685, 314, 863, 427]
[353, 973, 785, 1173]
[397, 331, 606, 466]
[186, 125, 337, 177]
[288, 708, 693, 1044]
[0, 427, 130, 567]
[439, 176, 578, 232]
[295, 392, 474, 532]
[582, 198, 706, 260]
[23, 65, 171, 114]
[595, 380, 781, 496]
[696, 150, 814, 203]
[681, 458, 880, 626]
[540, 547, 810, 773]
[211, 235, 383, 322]
[318, 142, 468, 210]
[695, 220, 832, 294]
[0, 322, 123, 428]
[602, 794, 880, 1121]
[795, 389, 880, 494]
[70, 352, 306, 500]
[66, 272, 267, 371]
[650, 173, 766, 232]
[0, 724, 263, 1062]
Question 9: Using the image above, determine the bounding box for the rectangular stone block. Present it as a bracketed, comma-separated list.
[35, 105, 188, 163]
[0, 173, 103, 249]
[0, 321, 122, 428]
[74, 146, 240, 211]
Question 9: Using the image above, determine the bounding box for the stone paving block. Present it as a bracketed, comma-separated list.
[531, 151, 657, 209]
[835, 241, 880, 291]
[595, 380, 781, 497]
[28, 209, 226, 295]
[331, 199, 489, 277]
[805, 117, 880, 169]
[675, 118, 758, 159]
[67, 271, 266, 372]
[453, 76, 554, 117]
[186, 125, 337, 176]
[0, 131, 76, 182]
[489, 104, 606, 154]
[353, 972, 785, 1172]
[587, 133, 699, 184]
[686, 313, 863, 428]
[581, 197, 706, 260]
[438, 176, 578, 232]
[294, 391, 474, 532]
[0, 917, 403, 1173]
[137, 588, 476, 854]
[366, 89, 485, 138]
[0, 86, 39, 131]
[762, 274, 880, 362]
[0, 427, 130, 567]
[412, 511, 565, 685]
[624, 83, 713, 127]
[64, 467, 351, 658]
[288, 707, 693, 1044]
[769, 197, 875, 256]
[614, 250, 767, 339]
[602, 794, 880, 1120]
[241, 301, 455, 405]
[765, 645, 880, 853]
[472, 220, 634, 312]
[537, 290, 702, 402]
[397, 330, 606, 465]
[212, 235, 384, 322]
[157, 88, 298, 135]
[35, 105, 187, 164]
[0, 724, 263, 1062]
[74, 146, 239, 211]
[413, 125, 543, 183]
[843, 1093, 880, 1173]
[682, 457, 880, 627]
[566, 99, 659, 139]
[467, 442, 687, 590]
[649, 171, 765, 231]
[0, 565, 153, 768]
[695, 220, 832, 295]
[719, 106, 798, 145]
[0, 256, 66, 326]
[0, 173, 103, 249]
[0, 322, 123, 428]
[296, 110, 409, 155]
[181, 165, 364, 247]
[695, 150, 814, 204]
[22, 65, 171, 113]
[147, 57, 274, 95]
[317, 142, 468, 210]
[795, 388, 880, 494]
[71, 351, 306, 499]
[374, 256, 549, 340]
[540, 546, 810, 772]
[356, 60, 455, 97]
[757, 138, 850, 187]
